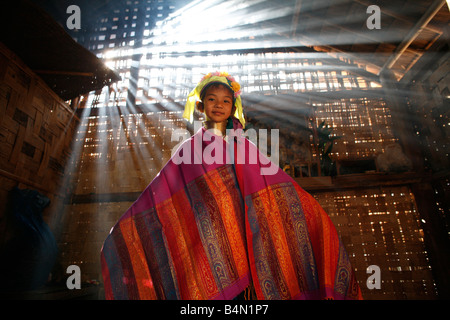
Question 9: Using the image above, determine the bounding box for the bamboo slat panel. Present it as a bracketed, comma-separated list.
[313, 185, 437, 299]
[0, 42, 79, 230]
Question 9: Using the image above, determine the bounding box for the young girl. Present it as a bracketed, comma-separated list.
[101, 72, 362, 300]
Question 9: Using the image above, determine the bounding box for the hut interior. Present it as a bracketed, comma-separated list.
[0, 0, 449, 300]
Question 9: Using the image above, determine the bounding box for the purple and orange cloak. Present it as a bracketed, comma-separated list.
[101, 126, 362, 300]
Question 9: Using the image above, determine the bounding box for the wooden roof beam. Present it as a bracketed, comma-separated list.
[291, 0, 303, 37]
[380, 0, 446, 73]
[33, 70, 95, 77]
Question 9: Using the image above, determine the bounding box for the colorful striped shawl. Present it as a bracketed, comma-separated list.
[100, 128, 362, 300]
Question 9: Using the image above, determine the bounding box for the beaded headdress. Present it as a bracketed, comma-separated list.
[183, 71, 245, 128]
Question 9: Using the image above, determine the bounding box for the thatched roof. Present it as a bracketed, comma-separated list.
[0, 0, 120, 101]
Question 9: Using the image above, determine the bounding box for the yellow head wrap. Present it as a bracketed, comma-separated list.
[183, 71, 245, 128]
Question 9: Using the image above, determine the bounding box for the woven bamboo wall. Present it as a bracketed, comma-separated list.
[57, 109, 188, 284]
[69, 109, 184, 196]
[314, 185, 437, 299]
[57, 201, 133, 283]
[313, 97, 398, 160]
[0, 42, 79, 242]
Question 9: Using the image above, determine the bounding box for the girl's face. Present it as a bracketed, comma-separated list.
[201, 85, 235, 123]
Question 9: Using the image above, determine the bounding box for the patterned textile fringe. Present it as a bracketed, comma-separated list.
[244, 283, 257, 300]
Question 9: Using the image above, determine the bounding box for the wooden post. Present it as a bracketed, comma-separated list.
[380, 68, 450, 298]
[411, 182, 450, 299]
